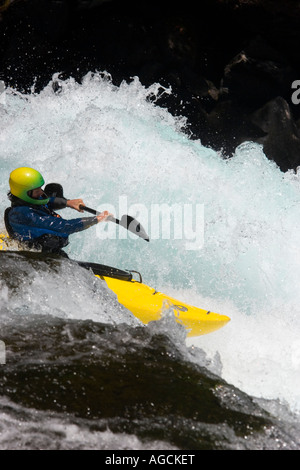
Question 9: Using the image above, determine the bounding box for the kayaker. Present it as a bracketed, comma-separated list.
[4, 167, 111, 256]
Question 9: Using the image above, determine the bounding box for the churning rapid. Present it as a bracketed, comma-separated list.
[0, 72, 300, 450]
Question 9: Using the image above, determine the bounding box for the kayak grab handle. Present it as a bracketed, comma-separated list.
[129, 270, 143, 283]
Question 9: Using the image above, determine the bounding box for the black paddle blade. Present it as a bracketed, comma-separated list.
[44, 183, 64, 198]
[120, 215, 150, 242]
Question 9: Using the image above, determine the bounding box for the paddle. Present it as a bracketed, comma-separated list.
[80, 205, 150, 242]
[45, 183, 150, 241]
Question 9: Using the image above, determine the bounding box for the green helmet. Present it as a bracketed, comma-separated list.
[9, 167, 50, 205]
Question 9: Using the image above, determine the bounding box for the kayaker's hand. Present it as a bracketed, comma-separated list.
[96, 210, 112, 222]
[66, 199, 85, 212]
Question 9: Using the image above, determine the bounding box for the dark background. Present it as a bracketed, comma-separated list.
[1, 0, 300, 171]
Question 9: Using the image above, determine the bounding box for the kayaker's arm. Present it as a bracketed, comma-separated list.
[49, 197, 112, 224]
[9, 206, 112, 239]
[49, 197, 84, 212]
[50, 197, 109, 220]
[49, 197, 68, 210]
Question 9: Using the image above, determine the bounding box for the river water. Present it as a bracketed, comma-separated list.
[0, 73, 299, 450]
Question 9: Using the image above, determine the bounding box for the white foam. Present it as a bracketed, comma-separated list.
[1, 72, 300, 417]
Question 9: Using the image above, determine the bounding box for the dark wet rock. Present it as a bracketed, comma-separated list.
[250, 96, 300, 172]
[222, 38, 296, 113]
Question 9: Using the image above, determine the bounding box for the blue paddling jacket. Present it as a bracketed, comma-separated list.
[5, 195, 98, 253]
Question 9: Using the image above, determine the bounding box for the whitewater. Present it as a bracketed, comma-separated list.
[0, 71, 300, 428]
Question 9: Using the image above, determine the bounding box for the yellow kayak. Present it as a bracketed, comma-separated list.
[96, 275, 230, 337]
[0, 231, 230, 337]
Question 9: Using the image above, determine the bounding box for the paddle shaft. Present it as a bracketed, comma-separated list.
[80, 205, 118, 224]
